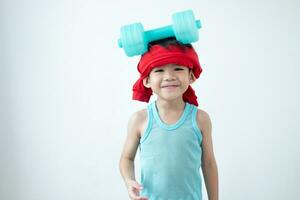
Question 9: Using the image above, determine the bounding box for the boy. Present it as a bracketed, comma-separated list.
[119, 38, 219, 200]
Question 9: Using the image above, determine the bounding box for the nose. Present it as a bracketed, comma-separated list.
[163, 70, 176, 81]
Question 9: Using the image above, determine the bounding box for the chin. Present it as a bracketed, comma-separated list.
[159, 94, 184, 101]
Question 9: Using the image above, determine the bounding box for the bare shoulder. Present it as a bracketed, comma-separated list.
[120, 108, 148, 161]
[195, 108, 212, 134]
[128, 108, 148, 138]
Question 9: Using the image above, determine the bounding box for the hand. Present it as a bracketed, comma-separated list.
[125, 179, 148, 200]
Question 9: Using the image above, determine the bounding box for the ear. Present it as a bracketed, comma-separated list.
[189, 71, 196, 84]
[143, 76, 151, 88]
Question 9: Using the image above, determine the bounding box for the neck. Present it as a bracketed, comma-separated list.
[155, 97, 186, 112]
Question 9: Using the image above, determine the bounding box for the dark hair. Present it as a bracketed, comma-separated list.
[147, 37, 193, 72]
[147, 37, 193, 51]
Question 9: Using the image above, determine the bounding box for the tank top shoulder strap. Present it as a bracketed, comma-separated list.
[140, 103, 153, 144]
[191, 105, 203, 144]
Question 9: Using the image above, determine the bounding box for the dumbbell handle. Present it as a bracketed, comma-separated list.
[118, 20, 201, 48]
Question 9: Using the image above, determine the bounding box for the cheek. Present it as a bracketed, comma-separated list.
[146, 78, 159, 89]
[180, 74, 191, 82]
[149, 75, 160, 83]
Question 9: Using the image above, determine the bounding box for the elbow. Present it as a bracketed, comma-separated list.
[202, 158, 218, 168]
[120, 154, 134, 163]
[119, 155, 134, 169]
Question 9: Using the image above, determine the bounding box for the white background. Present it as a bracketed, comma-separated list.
[1, 0, 299, 199]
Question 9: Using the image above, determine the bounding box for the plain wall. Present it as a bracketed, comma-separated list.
[1, 0, 299, 199]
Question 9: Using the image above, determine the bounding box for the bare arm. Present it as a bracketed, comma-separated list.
[119, 111, 148, 200]
[197, 110, 219, 200]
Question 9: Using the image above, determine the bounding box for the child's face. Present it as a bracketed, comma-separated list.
[143, 64, 196, 101]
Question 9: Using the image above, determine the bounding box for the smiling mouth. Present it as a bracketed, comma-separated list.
[161, 85, 179, 88]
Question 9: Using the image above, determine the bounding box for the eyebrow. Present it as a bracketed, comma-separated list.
[154, 64, 184, 69]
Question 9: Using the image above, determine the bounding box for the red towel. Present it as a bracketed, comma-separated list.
[132, 44, 202, 106]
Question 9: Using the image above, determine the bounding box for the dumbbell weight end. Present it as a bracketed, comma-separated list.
[196, 20, 201, 29]
[118, 38, 123, 48]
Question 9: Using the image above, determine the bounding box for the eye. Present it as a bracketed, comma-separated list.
[174, 67, 184, 71]
[154, 69, 164, 72]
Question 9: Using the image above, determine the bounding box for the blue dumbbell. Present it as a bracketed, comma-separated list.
[118, 9, 201, 57]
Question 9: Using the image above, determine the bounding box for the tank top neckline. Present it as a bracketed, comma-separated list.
[151, 100, 192, 131]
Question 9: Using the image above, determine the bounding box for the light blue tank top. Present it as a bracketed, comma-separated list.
[139, 100, 203, 200]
